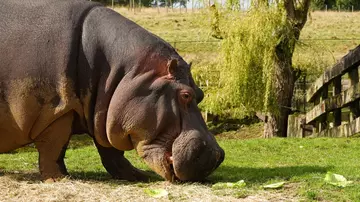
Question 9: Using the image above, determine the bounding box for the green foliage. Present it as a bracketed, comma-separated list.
[225, 0, 241, 10]
[311, 0, 360, 10]
[324, 0, 337, 9]
[336, 0, 360, 10]
[292, 41, 335, 77]
[201, 5, 294, 117]
[311, 0, 326, 10]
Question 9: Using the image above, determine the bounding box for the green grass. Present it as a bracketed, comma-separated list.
[2, 135, 360, 201]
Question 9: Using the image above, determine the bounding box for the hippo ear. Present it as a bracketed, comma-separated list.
[167, 59, 178, 75]
[189, 62, 193, 69]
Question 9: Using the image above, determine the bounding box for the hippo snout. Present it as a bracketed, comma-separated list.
[171, 131, 225, 181]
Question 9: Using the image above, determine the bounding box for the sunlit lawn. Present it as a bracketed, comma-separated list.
[1, 134, 360, 201]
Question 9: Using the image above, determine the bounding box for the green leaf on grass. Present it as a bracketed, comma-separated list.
[212, 180, 246, 189]
[324, 172, 353, 188]
[144, 188, 168, 198]
[263, 181, 285, 189]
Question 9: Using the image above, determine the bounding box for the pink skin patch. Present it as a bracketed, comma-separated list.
[165, 152, 173, 164]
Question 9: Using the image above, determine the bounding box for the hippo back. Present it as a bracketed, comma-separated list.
[0, 0, 101, 80]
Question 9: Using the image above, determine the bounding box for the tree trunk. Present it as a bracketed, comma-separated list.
[263, 0, 310, 137]
[264, 40, 295, 137]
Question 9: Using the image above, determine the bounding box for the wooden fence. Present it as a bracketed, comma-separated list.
[288, 45, 360, 137]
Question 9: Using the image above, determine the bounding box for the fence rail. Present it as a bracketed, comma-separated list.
[288, 45, 360, 137]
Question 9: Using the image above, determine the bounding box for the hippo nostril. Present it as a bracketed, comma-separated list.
[215, 150, 221, 162]
[215, 149, 225, 167]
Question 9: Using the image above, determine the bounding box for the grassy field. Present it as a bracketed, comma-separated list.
[116, 8, 360, 70]
[1, 135, 360, 201]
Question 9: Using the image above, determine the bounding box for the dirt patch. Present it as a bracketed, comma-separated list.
[217, 123, 263, 140]
[0, 175, 301, 201]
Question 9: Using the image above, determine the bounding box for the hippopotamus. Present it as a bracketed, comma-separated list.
[0, 0, 224, 182]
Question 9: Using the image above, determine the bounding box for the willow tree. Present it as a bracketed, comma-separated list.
[209, 0, 311, 137]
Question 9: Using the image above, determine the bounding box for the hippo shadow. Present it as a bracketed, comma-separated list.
[69, 170, 162, 183]
[207, 165, 332, 184]
[0, 170, 42, 182]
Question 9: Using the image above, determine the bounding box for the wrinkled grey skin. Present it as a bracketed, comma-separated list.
[0, 0, 224, 181]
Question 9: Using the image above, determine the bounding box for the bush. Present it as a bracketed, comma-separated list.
[336, 0, 360, 10]
[194, 5, 293, 119]
[311, 0, 326, 10]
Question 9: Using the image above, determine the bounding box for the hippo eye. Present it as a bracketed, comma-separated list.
[183, 93, 190, 99]
[180, 91, 192, 103]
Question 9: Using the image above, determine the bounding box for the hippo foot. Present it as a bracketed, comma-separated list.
[111, 165, 149, 182]
[43, 176, 67, 183]
[94, 140, 149, 182]
[34, 112, 73, 182]
[41, 171, 69, 182]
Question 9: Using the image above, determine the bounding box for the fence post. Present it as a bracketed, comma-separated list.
[303, 74, 306, 113]
[166, 0, 168, 13]
[318, 85, 328, 132]
[313, 94, 321, 134]
[349, 67, 360, 120]
[133, 0, 135, 13]
[192, 0, 194, 12]
[333, 77, 342, 126]
[157, 0, 160, 13]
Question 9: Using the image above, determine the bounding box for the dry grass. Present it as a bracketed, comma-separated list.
[113, 8, 360, 76]
[0, 175, 298, 202]
[294, 11, 360, 75]
[113, 7, 211, 42]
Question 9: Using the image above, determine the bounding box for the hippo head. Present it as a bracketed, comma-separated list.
[95, 54, 224, 181]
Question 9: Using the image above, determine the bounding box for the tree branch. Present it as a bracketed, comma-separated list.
[283, 0, 311, 39]
[283, 0, 296, 20]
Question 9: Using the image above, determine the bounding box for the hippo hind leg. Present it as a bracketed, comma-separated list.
[34, 112, 74, 181]
[94, 141, 149, 181]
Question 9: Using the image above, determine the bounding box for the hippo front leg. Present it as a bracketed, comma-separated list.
[34, 112, 74, 181]
[94, 141, 149, 181]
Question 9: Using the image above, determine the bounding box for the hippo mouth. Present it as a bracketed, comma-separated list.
[166, 130, 225, 182]
[164, 152, 178, 181]
[139, 123, 224, 181]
